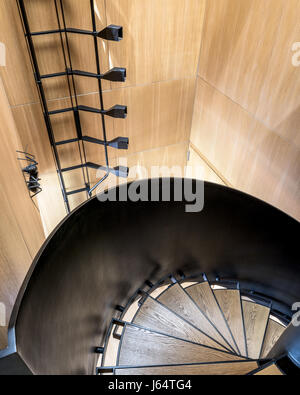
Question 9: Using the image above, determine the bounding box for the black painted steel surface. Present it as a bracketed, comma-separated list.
[0, 179, 298, 374]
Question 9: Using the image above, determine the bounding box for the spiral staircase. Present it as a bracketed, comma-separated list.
[0, 180, 299, 375]
[97, 274, 294, 375]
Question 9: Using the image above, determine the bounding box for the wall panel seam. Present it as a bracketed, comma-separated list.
[197, 77, 300, 150]
[186, 0, 208, 159]
[189, 142, 232, 188]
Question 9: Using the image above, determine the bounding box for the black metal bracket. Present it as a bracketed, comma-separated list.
[29, 24, 123, 42]
[48, 104, 127, 119]
[17, 0, 129, 213]
[40, 67, 126, 83]
[17, 150, 43, 199]
[115, 305, 125, 313]
[95, 347, 105, 354]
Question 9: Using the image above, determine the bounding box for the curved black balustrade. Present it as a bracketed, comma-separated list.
[0, 179, 298, 374]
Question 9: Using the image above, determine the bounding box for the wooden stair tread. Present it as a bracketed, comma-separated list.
[157, 283, 233, 352]
[118, 324, 246, 366]
[115, 361, 258, 375]
[254, 363, 284, 375]
[186, 283, 239, 353]
[242, 300, 270, 359]
[133, 296, 228, 351]
[214, 289, 247, 357]
[260, 318, 286, 359]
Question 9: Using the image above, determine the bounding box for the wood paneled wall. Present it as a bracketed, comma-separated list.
[0, 0, 205, 233]
[190, 0, 300, 220]
[0, 77, 44, 349]
[0, 0, 299, 349]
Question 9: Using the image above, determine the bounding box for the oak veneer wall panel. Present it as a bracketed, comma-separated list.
[186, 145, 225, 186]
[78, 78, 196, 165]
[0, 78, 45, 349]
[198, 0, 300, 146]
[89, 142, 189, 194]
[0, 0, 38, 105]
[0, 0, 109, 105]
[26, 0, 110, 100]
[106, 0, 205, 88]
[62, 0, 111, 94]
[190, 78, 300, 220]
[47, 97, 90, 191]
[255, 0, 300, 148]
[0, 78, 44, 257]
[35, 172, 67, 236]
[10, 76, 195, 231]
[11, 102, 67, 235]
[198, 0, 284, 117]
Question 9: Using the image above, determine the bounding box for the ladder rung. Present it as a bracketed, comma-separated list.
[82, 136, 105, 146]
[40, 71, 67, 79]
[48, 107, 74, 115]
[66, 187, 89, 196]
[55, 138, 80, 146]
[66, 27, 95, 36]
[28, 26, 123, 42]
[28, 29, 62, 36]
[77, 105, 102, 114]
[38, 68, 126, 82]
[86, 163, 129, 178]
[86, 162, 101, 170]
[72, 70, 101, 79]
[28, 28, 97, 37]
[61, 164, 85, 173]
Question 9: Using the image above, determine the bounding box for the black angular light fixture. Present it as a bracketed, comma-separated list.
[17, 0, 129, 213]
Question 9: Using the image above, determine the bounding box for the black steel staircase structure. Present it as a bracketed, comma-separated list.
[17, 0, 129, 213]
[0, 179, 299, 375]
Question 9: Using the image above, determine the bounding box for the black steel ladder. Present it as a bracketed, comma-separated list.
[17, 0, 129, 213]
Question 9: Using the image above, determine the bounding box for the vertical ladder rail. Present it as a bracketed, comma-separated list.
[17, 0, 71, 213]
[17, 0, 128, 211]
[89, 0, 110, 191]
[55, 0, 91, 197]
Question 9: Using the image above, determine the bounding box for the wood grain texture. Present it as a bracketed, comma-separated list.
[199, 0, 284, 117]
[186, 144, 226, 186]
[157, 283, 233, 352]
[190, 78, 300, 221]
[0, 0, 38, 105]
[11, 75, 193, 234]
[115, 361, 258, 375]
[0, 77, 44, 349]
[254, 363, 284, 376]
[0, 0, 109, 105]
[242, 300, 270, 360]
[260, 319, 286, 359]
[11, 102, 67, 235]
[185, 282, 239, 354]
[118, 324, 246, 366]
[0, 0, 205, 104]
[133, 296, 228, 351]
[214, 289, 247, 357]
[255, 0, 300, 149]
[0, 0, 202, 236]
[106, 0, 205, 88]
[78, 78, 195, 164]
[102, 324, 121, 367]
[88, 142, 189, 195]
[192, 0, 300, 221]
